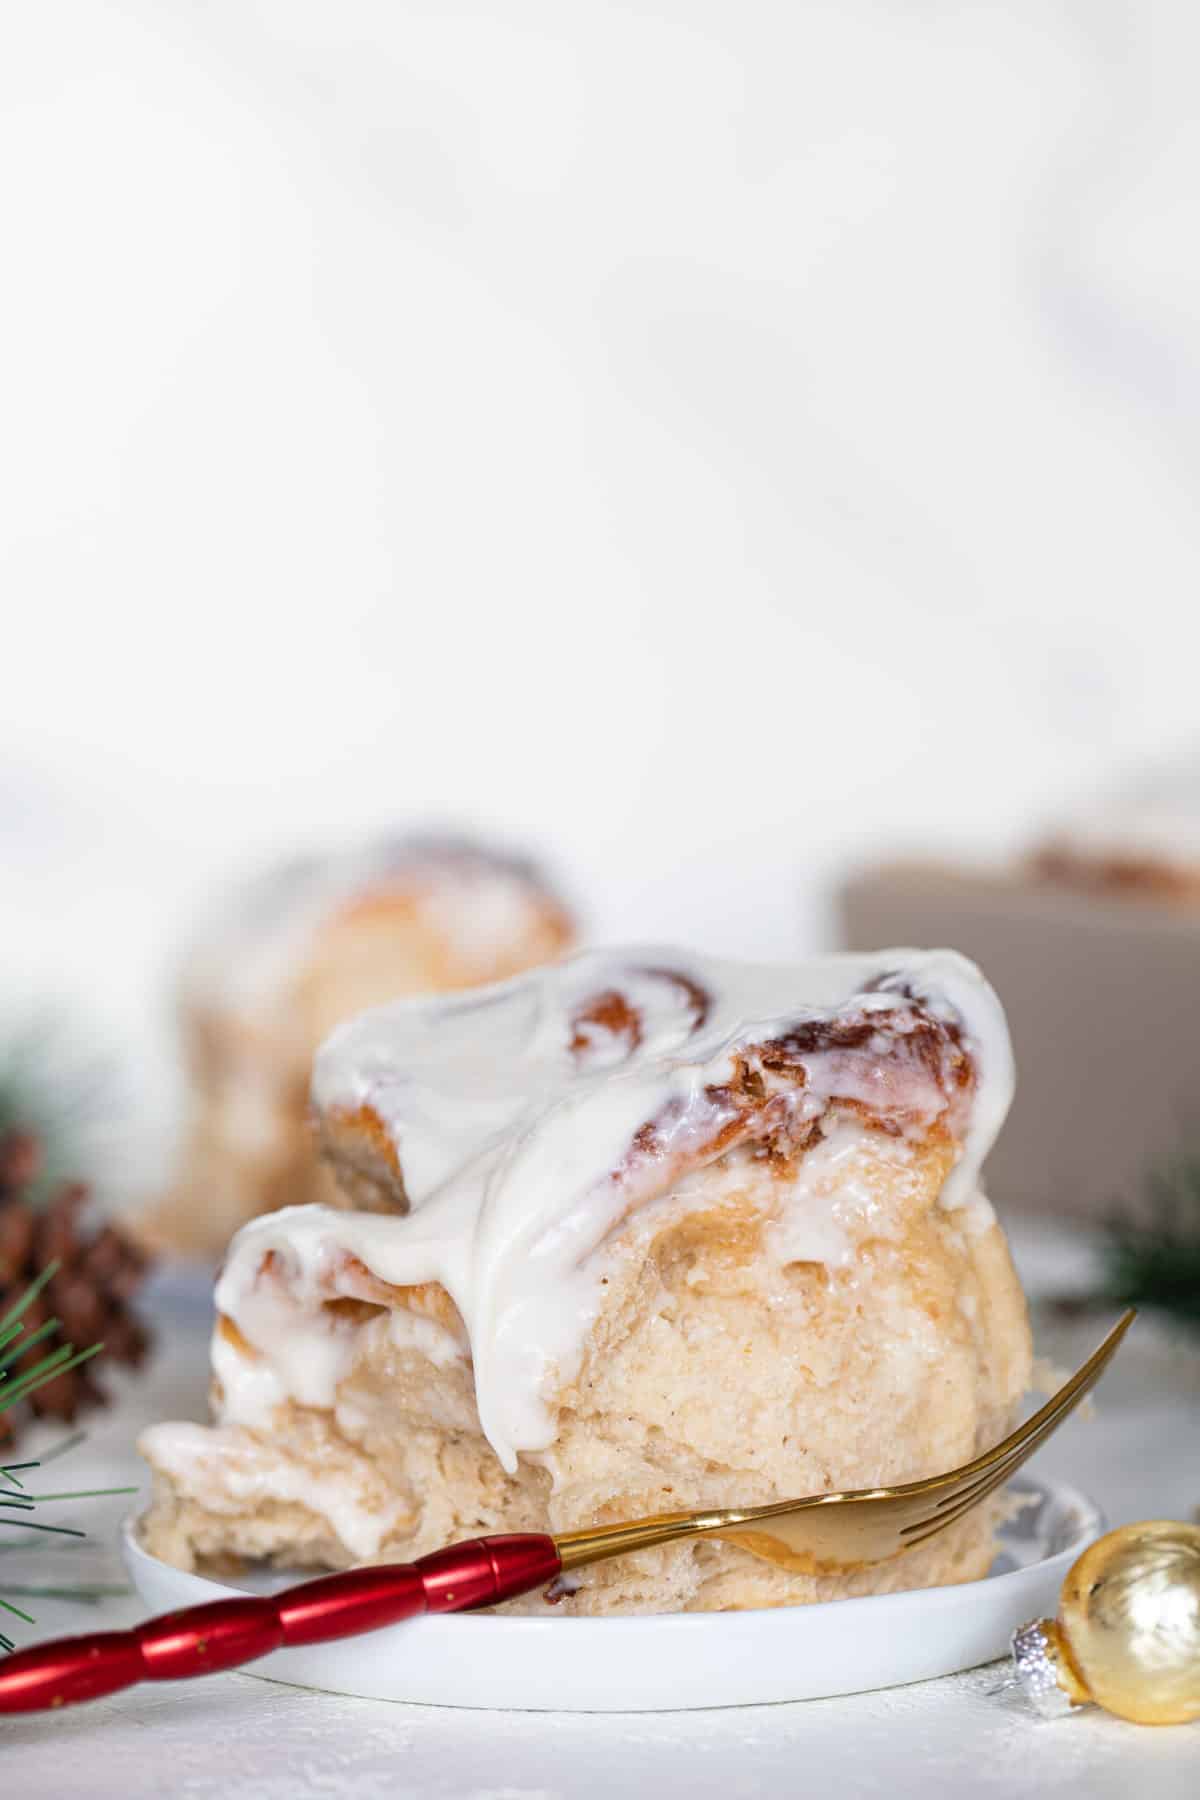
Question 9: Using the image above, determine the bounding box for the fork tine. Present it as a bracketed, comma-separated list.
[901, 1412, 1079, 1548]
[901, 1460, 1021, 1550]
[901, 1405, 1082, 1546]
[923, 1400, 1083, 1521]
[899, 1308, 1134, 1548]
[918, 1317, 1128, 1519]
[932, 1307, 1133, 1491]
[903, 1393, 1101, 1549]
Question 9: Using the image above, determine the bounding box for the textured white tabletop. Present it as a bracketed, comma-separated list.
[3, 1221, 1199, 1798]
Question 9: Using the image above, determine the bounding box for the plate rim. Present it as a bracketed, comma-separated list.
[119, 1475, 1105, 1709]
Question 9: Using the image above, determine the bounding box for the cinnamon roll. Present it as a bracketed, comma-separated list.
[1031, 748, 1200, 905]
[140, 945, 1032, 1614]
[145, 835, 575, 1256]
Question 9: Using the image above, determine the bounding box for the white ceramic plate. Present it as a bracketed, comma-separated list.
[122, 1474, 1101, 1712]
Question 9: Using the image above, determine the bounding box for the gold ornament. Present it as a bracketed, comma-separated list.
[1012, 1521, 1200, 1725]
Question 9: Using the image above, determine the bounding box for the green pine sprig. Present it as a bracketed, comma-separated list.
[1102, 1152, 1200, 1330]
[0, 1265, 135, 1650]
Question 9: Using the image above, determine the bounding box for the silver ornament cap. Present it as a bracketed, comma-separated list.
[1010, 1619, 1075, 1719]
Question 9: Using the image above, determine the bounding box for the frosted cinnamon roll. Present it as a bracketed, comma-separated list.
[1031, 749, 1200, 905]
[140, 946, 1032, 1614]
[145, 835, 575, 1256]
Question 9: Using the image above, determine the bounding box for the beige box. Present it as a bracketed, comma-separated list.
[838, 864, 1200, 1221]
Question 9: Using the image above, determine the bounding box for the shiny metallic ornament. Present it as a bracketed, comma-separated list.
[1013, 1521, 1200, 1725]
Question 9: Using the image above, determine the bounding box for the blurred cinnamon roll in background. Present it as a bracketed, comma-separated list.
[1029, 747, 1200, 906]
[144, 835, 575, 1257]
[840, 747, 1200, 1223]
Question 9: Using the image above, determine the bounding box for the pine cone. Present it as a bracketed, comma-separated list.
[0, 1129, 152, 1447]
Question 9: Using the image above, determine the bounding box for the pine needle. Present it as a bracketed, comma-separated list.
[0, 1315, 66, 1372]
[0, 1585, 128, 1603]
[24, 1488, 135, 1504]
[28, 1430, 87, 1467]
[0, 1342, 104, 1412]
[0, 1260, 59, 1341]
[0, 1272, 132, 1645]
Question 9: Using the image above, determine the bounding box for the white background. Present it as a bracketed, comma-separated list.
[3, 2, 1198, 1186]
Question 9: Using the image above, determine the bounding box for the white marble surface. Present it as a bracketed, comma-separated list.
[2, 1220, 1199, 1796]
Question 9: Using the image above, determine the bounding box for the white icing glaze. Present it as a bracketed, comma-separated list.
[212, 947, 1013, 1474]
[764, 1119, 910, 1271]
[138, 1420, 410, 1560]
[182, 834, 566, 1013]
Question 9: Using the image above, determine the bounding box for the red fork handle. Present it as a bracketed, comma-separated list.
[0, 1533, 561, 1714]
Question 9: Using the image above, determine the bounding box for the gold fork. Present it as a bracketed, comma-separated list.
[0, 1309, 1133, 1713]
[555, 1307, 1135, 1577]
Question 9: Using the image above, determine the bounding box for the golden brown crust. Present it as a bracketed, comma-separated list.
[315, 1104, 409, 1213]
